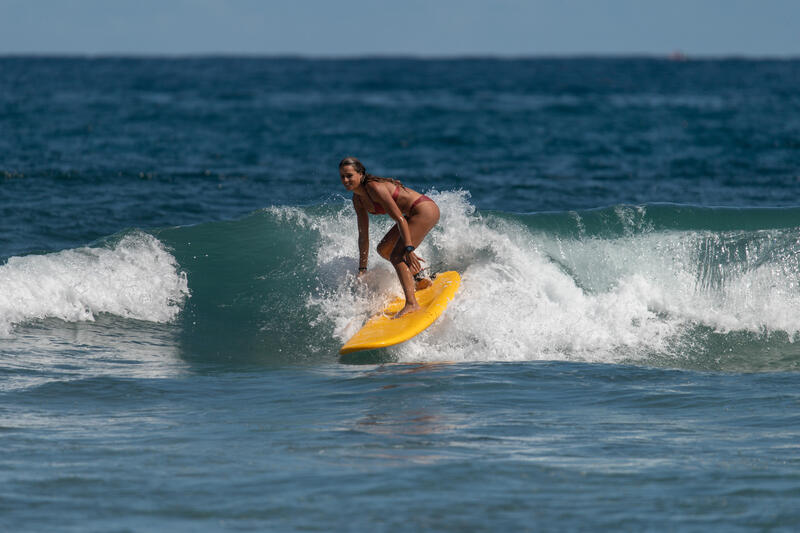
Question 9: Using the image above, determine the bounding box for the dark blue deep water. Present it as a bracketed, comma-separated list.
[2, 57, 800, 531]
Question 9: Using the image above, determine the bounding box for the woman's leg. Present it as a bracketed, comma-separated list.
[376, 224, 400, 262]
[388, 202, 440, 317]
[377, 203, 440, 272]
[377, 225, 430, 291]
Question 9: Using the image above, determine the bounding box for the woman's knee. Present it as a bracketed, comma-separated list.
[389, 247, 406, 265]
[376, 242, 392, 260]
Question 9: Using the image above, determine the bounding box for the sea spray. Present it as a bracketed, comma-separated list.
[0, 232, 189, 336]
[301, 197, 800, 364]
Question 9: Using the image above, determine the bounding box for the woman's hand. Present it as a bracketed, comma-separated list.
[404, 251, 424, 275]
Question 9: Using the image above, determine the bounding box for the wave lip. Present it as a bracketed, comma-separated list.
[0, 232, 189, 336]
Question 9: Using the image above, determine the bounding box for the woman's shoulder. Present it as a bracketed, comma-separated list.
[364, 179, 388, 193]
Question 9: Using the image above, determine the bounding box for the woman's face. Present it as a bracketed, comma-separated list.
[339, 165, 363, 191]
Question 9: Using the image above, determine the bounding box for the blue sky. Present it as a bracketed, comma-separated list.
[1, 0, 798, 57]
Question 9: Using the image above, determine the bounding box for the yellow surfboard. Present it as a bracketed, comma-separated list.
[339, 271, 461, 355]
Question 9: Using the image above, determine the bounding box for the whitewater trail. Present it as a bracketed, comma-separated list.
[303, 193, 800, 363]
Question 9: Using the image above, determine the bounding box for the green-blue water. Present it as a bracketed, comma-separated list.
[2, 57, 800, 531]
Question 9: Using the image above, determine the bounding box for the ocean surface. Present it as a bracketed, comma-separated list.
[2, 56, 800, 531]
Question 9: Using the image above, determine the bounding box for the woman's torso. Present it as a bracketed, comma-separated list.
[358, 181, 429, 216]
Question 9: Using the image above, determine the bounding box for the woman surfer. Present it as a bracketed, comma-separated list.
[339, 156, 440, 318]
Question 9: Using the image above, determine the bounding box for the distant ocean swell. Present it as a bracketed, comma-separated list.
[2, 193, 799, 370]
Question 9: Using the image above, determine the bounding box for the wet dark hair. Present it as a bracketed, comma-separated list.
[338, 156, 404, 188]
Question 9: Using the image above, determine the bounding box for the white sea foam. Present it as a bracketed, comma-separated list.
[0, 232, 190, 336]
[303, 193, 800, 363]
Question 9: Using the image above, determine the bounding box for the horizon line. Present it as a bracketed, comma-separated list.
[2, 51, 799, 61]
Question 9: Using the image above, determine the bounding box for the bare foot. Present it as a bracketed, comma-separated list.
[393, 304, 421, 319]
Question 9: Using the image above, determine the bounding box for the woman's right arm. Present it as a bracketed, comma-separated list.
[353, 196, 369, 274]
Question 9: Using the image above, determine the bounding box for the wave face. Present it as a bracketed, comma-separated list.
[4, 195, 800, 371]
[302, 194, 800, 370]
